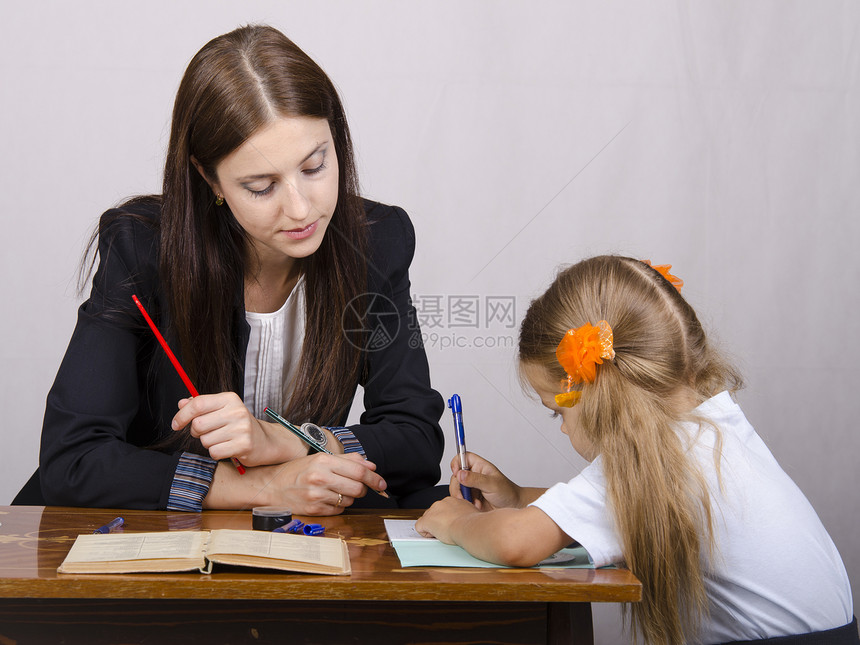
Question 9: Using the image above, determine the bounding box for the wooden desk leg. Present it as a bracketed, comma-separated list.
[547, 602, 593, 645]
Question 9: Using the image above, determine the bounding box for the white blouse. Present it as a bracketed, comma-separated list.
[242, 277, 306, 418]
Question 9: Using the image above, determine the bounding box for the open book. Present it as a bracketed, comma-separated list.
[57, 529, 350, 576]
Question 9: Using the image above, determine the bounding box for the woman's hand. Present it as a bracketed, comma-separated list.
[172, 393, 307, 466]
[204, 453, 388, 515]
[449, 452, 525, 511]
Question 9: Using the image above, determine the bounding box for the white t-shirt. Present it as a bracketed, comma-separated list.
[530, 391, 853, 642]
[242, 277, 305, 418]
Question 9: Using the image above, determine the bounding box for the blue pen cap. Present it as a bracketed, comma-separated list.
[302, 523, 325, 536]
[447, 394, 462, 413]
[449, 394, 465, 444]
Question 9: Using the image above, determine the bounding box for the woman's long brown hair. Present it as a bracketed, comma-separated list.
[519, 255, 742, 645]
[124, 25, 367, 447]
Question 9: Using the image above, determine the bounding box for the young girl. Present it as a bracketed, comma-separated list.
[16, 25, 444, 513]
[416, 256, 855, 645]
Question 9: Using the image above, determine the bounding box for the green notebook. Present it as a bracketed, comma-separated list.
[384, 519, 597, 569]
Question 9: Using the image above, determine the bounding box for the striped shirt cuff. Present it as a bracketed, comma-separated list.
[329, 427, 365, 456]
[166, 452, 217, 512]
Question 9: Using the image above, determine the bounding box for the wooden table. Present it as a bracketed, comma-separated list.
[0, 506, 640, 644]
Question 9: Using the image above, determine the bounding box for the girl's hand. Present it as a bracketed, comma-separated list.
[172, 393, 307, 466]
[418, 501, 573, 567]
[205, 453, 388, 515]
[415, 496, 478, 544]
[449, 452, 524, 510]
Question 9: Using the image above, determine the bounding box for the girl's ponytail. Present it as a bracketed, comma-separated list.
[588, 368, 712, 645]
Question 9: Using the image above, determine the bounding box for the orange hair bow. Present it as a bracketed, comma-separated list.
[643, 260, 683, 293]
[554, 320, 615, 407]
[555, 390, 582, 408]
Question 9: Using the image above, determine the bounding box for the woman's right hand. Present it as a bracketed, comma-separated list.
[449, 452, 524, 511]
[204, 453, 388, 515]
[172, 393, 309, 466]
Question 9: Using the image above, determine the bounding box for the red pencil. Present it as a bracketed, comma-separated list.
[132, 294, 246, 475]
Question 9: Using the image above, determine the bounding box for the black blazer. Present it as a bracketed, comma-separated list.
[29, 199, 444, 508]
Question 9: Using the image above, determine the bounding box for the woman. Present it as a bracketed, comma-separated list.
[19, 25, 444, 513]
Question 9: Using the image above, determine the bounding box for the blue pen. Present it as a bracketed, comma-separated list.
[273, 519, 304, 534]
[93, 517, 124, 534]
[448, 394, 473, 502]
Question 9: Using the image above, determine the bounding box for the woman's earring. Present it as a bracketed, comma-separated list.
[215, 194, 224, 206]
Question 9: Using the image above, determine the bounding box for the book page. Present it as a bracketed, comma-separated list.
[61, 531, 208, 564]
[384, 519, 436, 541]
[206, 529, 345, 567]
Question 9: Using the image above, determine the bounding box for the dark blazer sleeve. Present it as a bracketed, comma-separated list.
[39, 208, 185, 509]
[347, 202, 445, 497]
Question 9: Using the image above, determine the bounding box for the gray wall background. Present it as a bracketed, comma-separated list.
[1, 2, 857, 641]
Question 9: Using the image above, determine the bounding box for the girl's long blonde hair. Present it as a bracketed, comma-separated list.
[519, 256, 742, 645]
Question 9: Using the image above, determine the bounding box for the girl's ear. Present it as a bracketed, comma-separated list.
[190, 155, 221, 195]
